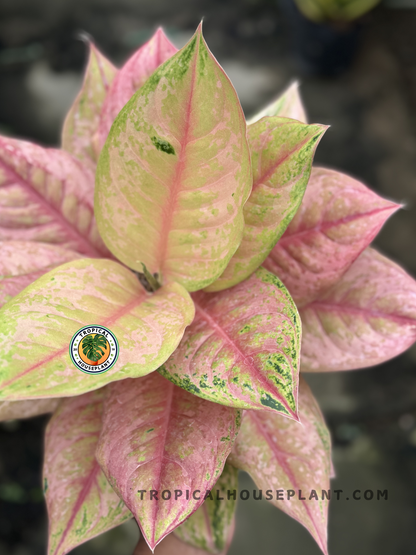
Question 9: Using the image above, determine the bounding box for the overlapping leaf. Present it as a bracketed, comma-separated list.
[0, 137, 108, 256]
[301, 247, 416, 371]
[44, 389, 132, 555]
[134, 533, 232, 555]
[247, 81, 307, 124]
[0, 258, 194, 399]
[159, 267, 300, 418]
[264, 167, 399, 306]
[96, 28, 177, 150]
[207, 118, 326, 291]
[62, 42, 117, 168]
[0, 397, 60, 421]
[95, 25, 252, 291]
[0, 241, 81, 308]
[95, 373, 241, 550]
[174, 463, 237, 554]
[228, 378, 331, 555]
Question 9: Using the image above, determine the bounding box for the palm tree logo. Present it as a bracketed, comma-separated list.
[81, 334, 108, 366]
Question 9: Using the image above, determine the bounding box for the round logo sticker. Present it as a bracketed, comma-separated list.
[69, 325, 119, 375]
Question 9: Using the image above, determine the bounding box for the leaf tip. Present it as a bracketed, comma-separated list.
[76, 30, 93, 45]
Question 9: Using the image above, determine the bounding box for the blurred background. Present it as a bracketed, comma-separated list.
[1, 0, 416, 553]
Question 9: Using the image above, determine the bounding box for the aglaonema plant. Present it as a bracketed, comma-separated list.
[0, 23, 415, 555]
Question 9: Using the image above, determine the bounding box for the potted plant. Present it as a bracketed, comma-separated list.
[0, 23, 415, 555]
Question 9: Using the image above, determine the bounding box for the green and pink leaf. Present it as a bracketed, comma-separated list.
[174, 463, 237, 554]
[228, 378, 331, 555]
[207, 118, 326, 291]
[0, 137, 108, 256]
[95, 25, 252, 291]
[247, 81, 307, 124]
[160, 267, 300, 418]
[0, 241, 81, 308]
[0, 397, 61, 421]
[264, 167, 399, 306]
[96, 28, 177, 150]
[95, 373, 241, 550]
[301, 247, 416, 371]
[44, 389, 132, 555]
[62, 41, 117, 168]
[0, 258, 194, 399]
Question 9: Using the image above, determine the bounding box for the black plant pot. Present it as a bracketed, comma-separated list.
[279, 0, 362, 76]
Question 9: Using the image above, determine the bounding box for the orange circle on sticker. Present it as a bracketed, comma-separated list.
[78, 335, 111, 366]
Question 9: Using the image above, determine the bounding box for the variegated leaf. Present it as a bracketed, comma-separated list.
[264, 167, 400, 307]
[159, 267, 300, 418]
[0, 241, 81, 308]
[228, 378, 331, 555]
[247, 81, 307, 124]
[301, 247, 416, 371]
[95, 25, 252, 291]
[206, 118, 326, 291]
[44, 389, 132, 555]
[0, 258, 194, 399]
[174, 463, 237, 554]
[134, 532, 233, 555]
[62, 41, 117, 168]
[0, 397, 60, 421]
[96, 28, 177, 150]
[95, 373, 241, 551]
[0, 137, 108, 256]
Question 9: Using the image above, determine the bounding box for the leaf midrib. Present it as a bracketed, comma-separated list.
[0, 147, 101, 257]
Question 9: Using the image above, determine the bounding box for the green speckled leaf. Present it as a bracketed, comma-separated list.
[95, 373, 241, 551]
[44, 389, 132, 555]
[228, 378, 331, 555]
[62, 42, 117, 169]
[247, 81, 307, 124]
[174, 463, 237, 554]
[206, 117, 326, 291]
[0, 258, 194, 400]
[160, 266, 300, 418]
[95, 24, 251, 292]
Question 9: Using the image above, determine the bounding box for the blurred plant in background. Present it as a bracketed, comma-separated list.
[293, 0, 381, 22]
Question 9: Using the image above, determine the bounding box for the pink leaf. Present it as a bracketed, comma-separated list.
[0, 137, 108, 256]
[134, 532, 233, 555]
[159, 267, 300, 418]
[174, 463, 237, 554]
[301, 247, 416, 371]
[95, 373, 241, 551]
[62, 42, 117, 168]
[95, 28, 177, 150]
[247, 81, 308, 124]
[264, 167, 400, 307]
[0, 241, 81, 308]
[0, 397, 60, 421]
[95, 24, 251, 291]
[228, 378, 331, 555]
[0, 258, 194, 399]
[44, 389, 132, 555]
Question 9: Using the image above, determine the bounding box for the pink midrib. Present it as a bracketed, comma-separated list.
[275, 205, 398, 248]
[52, 460, 100, 555]
[193, 299, 295, 416]
[251, 128, 321, 193]
[156, 37, 199, 278]
[0, 152, 101, 257]
[2, 291, 148, 388]
[249, 411, 327, 554]
[149, 381, 175, 544]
